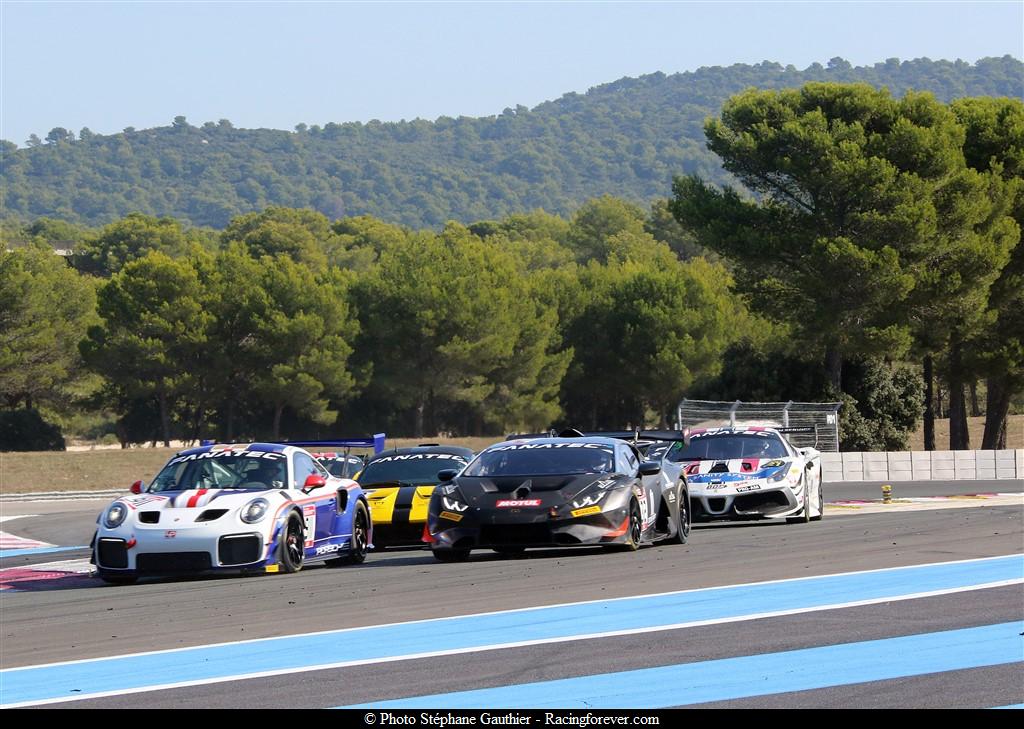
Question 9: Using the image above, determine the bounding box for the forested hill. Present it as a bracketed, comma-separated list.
[3, 56, 1021, 229]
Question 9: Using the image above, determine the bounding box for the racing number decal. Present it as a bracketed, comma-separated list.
[302, 504, 316, 548]
[636, 485, 651, 527]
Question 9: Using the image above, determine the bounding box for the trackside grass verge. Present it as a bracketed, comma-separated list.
[0, 437, 500, 494]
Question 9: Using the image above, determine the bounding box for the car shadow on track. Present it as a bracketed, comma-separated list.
[691, 520, 793, 530]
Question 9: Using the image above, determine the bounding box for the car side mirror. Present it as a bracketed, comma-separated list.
[638, 461, 661, 476]
[805, 461, 815, 470]
[130, 480, 145, 494]
[303, 474, 327, 492]
[437, 468, 458, 482]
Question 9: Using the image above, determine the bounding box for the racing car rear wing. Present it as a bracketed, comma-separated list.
[506, 428, 690, 445]
[773, 426, 820, 449]
[279, 434, 387, 455]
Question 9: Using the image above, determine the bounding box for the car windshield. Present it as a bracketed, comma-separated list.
[149, 451, 288, 492]
[668, 433, 789, 461]
[463, 443, 615, 477]
[358, 453, 469, 485]
[317, 456, 363, 478]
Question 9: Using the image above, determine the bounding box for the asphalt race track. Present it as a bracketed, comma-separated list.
[0, 479, 1021, 709]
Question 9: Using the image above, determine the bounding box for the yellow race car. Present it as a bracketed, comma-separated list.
[355, 445, 474, 548]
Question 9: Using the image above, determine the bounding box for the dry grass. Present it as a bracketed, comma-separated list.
[907, 415, 1023, 451]
[0, 436, 503, 494]
[1, 423, 1020, 495]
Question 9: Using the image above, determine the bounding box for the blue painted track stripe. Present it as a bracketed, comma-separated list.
[349, 623, 1024, 709]
[1, 555, 1021, 706]
[992, 704, 1024, 709]
[0, 546, 86, 558]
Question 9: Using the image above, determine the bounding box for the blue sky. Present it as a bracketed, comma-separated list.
[1, 1, 1021, 146]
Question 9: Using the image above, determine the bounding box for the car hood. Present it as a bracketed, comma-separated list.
[449, 474, 622, 507]
[682, 458, 793, 483]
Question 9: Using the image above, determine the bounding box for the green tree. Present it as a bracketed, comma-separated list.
[670, 84, 1017, 443]
[644, 199, 710, 261]
[221, 207, 331, 268]
[0, 243, 97, 411]
[353, 224, 567, 436]
[73, 213, 192, 277]
[561, 256, 757, 428]
[82, 252, 212, 445]
[951, 96, 1024, 449]
[248, 257, 360, 438]
[566, 195, 647, 263]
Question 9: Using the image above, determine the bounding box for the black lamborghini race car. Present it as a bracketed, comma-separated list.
[424, 431, 690, 561]
[357, 445, 474, 548]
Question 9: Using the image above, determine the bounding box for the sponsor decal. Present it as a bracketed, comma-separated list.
[496, 499, 542, 508]
[314, 543, 340, 556]
[572, 494, 601, 509]
[593, 478, 617, 489]
[439, 511, 464, 522]
[169, 450, 285, 466]
[442, 497, 468, 512]
[164, 530, 177, 538]
[666, 491, 676, 503]
[370, 454, 468, 463]
[706, 482, 728, 490]
[121, 495, 167, 510]
[736, 484, 761, 492]
[489, 443, 612, 452]
[302, 504, 316, 547]
[571, 505, 601, 518]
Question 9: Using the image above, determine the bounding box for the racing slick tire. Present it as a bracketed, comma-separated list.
[97, 570, 137, 585]
[811, 473, 824, 522]
[787, 476, 812, 524]
[280, 512, 305, 573]
[331, 501, 369, 566]
[432, 547, 471, 562]
[618, 499, 643, 551]
[668, 485, 691, 545]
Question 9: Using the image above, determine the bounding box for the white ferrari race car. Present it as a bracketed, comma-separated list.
[663, 426, 823, 523]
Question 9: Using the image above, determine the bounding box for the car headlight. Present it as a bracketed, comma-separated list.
[104, 503, 128, 528]
[241, 498, 270, 524]
[770, 466, 790, 482]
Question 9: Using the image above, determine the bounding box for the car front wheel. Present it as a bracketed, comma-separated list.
[671, 486, 690, 544]
[787, 476, 812, 524]
[332, 501, 369, 565]
[280, 513, 305, 573]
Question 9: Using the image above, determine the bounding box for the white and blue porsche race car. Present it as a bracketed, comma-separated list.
[663, 426, 823, 523]
[92, 442, 373, 584]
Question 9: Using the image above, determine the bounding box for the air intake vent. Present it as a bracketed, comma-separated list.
[196, 509, 228, 522]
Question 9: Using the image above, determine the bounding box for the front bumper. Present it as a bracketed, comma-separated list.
[689, 480, 802, 520]
[427, 503, 631, 550]
[94, 521, 277, 576]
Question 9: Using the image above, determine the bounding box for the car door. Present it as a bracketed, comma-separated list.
[292, 452, 340, 551]
[620, 445, 656, 530]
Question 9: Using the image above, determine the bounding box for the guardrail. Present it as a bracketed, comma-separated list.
[821, 449, 1023, 482]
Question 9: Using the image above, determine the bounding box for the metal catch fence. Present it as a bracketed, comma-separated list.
[676, 399, 843, 452]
